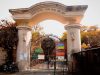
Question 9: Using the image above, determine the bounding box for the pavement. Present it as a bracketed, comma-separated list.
[0, 69, 67, 75]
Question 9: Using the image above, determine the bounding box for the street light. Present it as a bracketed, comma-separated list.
[54, 48, 56, 75]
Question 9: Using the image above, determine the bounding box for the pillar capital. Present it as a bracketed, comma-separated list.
[16, 25, 32, 30]
[64, 23, 81, 30]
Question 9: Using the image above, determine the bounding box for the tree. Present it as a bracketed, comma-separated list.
[31, 24, 44, 62]
[41, 37, 55, 61]
[31, 24, 44, 47]
[0, 20, 18, 62]
[31, 24, 45, 51]
[61, 32, 67, 41]
[81, 43, 89, 49]
[0, 20, 18, 72]
[81, 25, 100, 48]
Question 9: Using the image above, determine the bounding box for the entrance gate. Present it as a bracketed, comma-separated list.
[9, 1, 88, 71]
[30, 35, 67, 70]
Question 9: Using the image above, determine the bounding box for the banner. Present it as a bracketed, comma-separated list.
[56, 43, 64, 49]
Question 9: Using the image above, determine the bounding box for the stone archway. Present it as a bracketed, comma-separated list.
[9, 1, 87, 71]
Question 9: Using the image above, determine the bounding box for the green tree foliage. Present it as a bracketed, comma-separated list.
[32, 48, 43, 60]
[34, 48, 43, 54]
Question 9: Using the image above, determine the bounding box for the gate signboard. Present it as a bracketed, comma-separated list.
[56, 43, 64, 50]
[56, 42, 65, 56]
[38, 54, 45, 59]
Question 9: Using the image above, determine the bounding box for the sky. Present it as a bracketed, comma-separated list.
[0, 0, 100, 37]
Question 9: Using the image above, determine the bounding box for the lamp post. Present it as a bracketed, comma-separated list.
[54, 48, 56, 75]
[86, 36, 91, 48]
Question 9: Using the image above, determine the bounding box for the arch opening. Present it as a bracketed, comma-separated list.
[36, 20, 66, 37]
[28, 12, 69, 27]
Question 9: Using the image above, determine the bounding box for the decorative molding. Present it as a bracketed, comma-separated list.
[64, 23, 81, 30]
[9, 1, 88, 20]
[16, 26, 32, 30]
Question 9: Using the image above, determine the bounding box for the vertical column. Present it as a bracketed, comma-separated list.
[17, 25, 32, 71]
[64, 24, 81, 72]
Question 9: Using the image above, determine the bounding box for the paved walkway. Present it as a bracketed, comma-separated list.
[0, 69, 68, 75]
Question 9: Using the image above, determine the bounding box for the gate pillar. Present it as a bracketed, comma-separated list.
[65, 23, 81, 72]
[16, 25, 32, 71]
